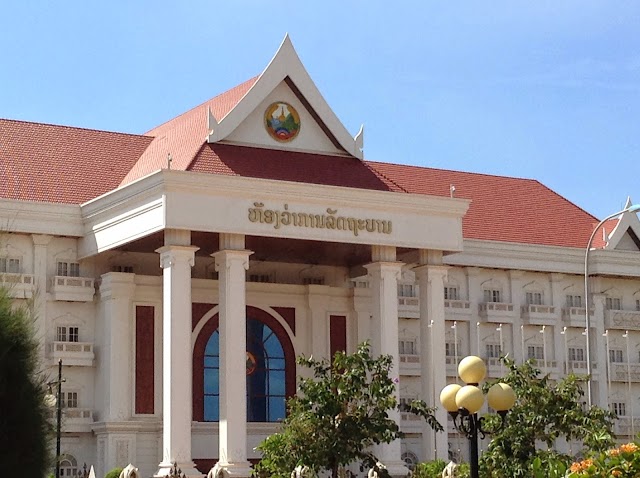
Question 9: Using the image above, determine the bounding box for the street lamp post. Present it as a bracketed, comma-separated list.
[584, 204, 640, 408]
[440, 356, 516, 478]
[47, 359, 65, 478]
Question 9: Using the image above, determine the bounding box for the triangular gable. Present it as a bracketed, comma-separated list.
[206, 34, 364, 159]
[605, 197, 640, 251]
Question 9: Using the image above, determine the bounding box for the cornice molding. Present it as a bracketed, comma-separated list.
[446, 239, 640, 277]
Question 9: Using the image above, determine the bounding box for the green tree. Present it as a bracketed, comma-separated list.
[0, 286, 52, 476]
[479, 358, 615, 477]
[255, 342, 442, 478]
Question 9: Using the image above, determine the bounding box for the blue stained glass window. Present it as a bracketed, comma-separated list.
[203, 319, 286, 422]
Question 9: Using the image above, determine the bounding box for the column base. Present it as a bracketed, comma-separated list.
[155, 461, 204, 478]
[214, 461, 254, 478]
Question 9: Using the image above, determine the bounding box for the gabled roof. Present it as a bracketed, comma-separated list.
[120, 77, 257, 186]
[368, 160, 601, 249]
[188, 143, 399, 191]
[120, 35, 365, 187]
[602, 197, 640, 251]
[0, 118, 152, 204]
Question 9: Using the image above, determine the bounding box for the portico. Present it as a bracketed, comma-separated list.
[80, 167, 467, 476]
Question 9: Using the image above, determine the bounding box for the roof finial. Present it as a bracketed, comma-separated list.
[450, 185, 456, 198]
[625, 196, 633, 209]
[354, 125, 364, 154]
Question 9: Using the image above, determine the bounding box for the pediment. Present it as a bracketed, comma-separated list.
[605, 197, 640, 252]
[206, 35, 363, 159]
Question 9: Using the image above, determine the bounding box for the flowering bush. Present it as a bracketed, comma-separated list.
[568, 442, 640, 477]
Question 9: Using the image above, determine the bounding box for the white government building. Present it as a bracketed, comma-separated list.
[1, 37, 639, 478]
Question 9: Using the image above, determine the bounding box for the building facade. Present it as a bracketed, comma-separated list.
[1, 37, 639, 477]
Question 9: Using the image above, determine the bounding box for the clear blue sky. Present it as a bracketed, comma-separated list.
[2, 2, 638, 219]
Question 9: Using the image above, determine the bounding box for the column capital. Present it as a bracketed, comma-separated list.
[364, 261, 403, 278]
[31, 234, 53, 246]
[212, 249, 252, 272]
[99, 272, 137, 299]
[414, 264, 448, 282]
[417, 249, 443, 266]
[156, 245, 199, 269]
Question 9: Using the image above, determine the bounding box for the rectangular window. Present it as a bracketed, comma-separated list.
[111, 265, 134, 273]
[64, 392, 78, 408]
[399, 340, 417, 355]
[56, 326, 67, 342]
[612, 402, 626, 417]
[445, 342, 458, 357]
[527, 345, 544, 360]
[526, 292, 543, 305]
[0, 257, 21, 273]
[68, 327, 79, 342]
[57, 261, 80, 277]
[609, 349, 624, 363]
[636, 299, 640, 312]
[606, 297, 622, 310]
[486, 343, 502, 359]
[484, 289, 501, 303]
[444, 286, 459, 300]
[566, 295, 583, 307]
[568, 347, 585, 362]
[56, 326, 79, 342]
[397, 284, 416, 297]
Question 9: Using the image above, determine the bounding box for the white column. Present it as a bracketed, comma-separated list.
[508, 270, 525, 364]
[308, 285, 330, 360]
[99, 272, 136, 421]
[415, 249, 448, 462]
[592, 293, 608, 408]
[32, 234, 52, 358]
[364, 245, 408, 477]
[212, 233, 253, 478]
[466, 267, 482, 356]
[353, 288, 372, 347]
[155, 243, 200, 477]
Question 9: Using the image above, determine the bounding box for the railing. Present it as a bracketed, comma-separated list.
[610, 363, 640, 382]
[50, 341, 94, 354]
[562, 306, 587, 319]
[0, 273, 35, 298]
[0, 272, 33, 285]
[398, 297, 419, 307]
[50, 276, 95, 302]
[614, 416, 640, 436]
[479, 302, 516, 322]
[445, 300, 470, 310]
[479, 302, 514, 313]
[521, 304, 556, 315]
[49, 341, 95, 366]
[399, 354, 420, 363]
[52, 276, 94, 288]
[605, 309, 640, 330]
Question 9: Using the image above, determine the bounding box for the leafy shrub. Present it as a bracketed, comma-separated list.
[568, 441, 640, 477]
[411, 460, 470, 478]
[104, 467, 123, 478]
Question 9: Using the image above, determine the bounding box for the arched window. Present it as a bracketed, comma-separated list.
[59, 454, 78, 476]
[203, 317, 288, 422]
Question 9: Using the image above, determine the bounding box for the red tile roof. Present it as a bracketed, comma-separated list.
[0, 79, 611, 250]
[367, 161, 600, 249]
[120, 77, 258, 186]
[0, 119, 152, 204]
[188, 143, 401, 191]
